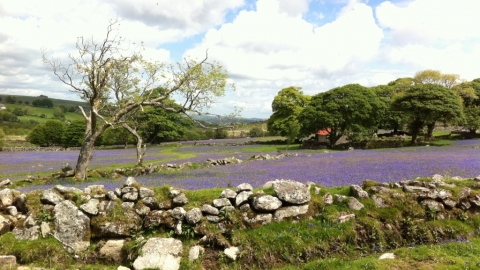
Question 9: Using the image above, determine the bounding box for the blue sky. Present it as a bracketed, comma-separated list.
[1, 0, 479, 118]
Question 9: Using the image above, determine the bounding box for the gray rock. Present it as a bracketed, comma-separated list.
[348, 197, 364, 210]
[370, 186, 391, 194]
[459, 187, 471, 200]
[135, 204, 151, 216]
[185, 208, 203, 224]
[351, 185, 369, 199]
[460, 201, 471, 210]
[224, 247, 239, 261]
[6, 206, 18, 216]
[124, 177, 138, 187]
[274, 204, 309, 221]
[206, 215, 220, 223]
[80, 199, 100, 215]
[235, 191, 253, 206]
[475, 175, 480, 181]
[273, 180, 311, 204]
[252, 195, 282, 211]
[334, 194, 348, 203]
[171, 207, 186, 220]
[243, 213, 272, 225]
[432, 174, 444, 182]
[170, 189, 181, 197]
[0, 215, 12, 234]
[40, 221, 50, 238]
[220, 189, 237, 199]
[336, 213, 355, 223]
[201, 204, 220, 215]
[93, 211, 141, 237]
[100, 239, 125, 263]
[41, 189, 64, 205]
[314, 186, 321, 195]
[118, 266, 130, 270]
[143, 210, 175, 228]
[372, 195, 388, 208]
[0, 179, 12, 187]
[236, 183, 253, 192]
[139, 187, 155, 199]
[13, 194, 28, 214]
[172, 193, 188, 206]
[142, 197, 158, 209]
[133, 238, 183, 270]
[13, 216, 39, 240]
[189, 245, 205, 262]
[121, 187, 138, 201]
[213, 198, 231, 208]
[54, 185, 82, 194]
[403, 186, 429, 193]
[106, 191, 118, 201]
[0, 255, 16, 268]
[323, 193, 333, 205]
[0, 188, 14, 207]
[421, 199, 445, 212]
[174, 220, 182, 235]
[121, 202, 135, 209]
[443, 198, 457, 209]
[114, 188, 122, 197]
[54, 200, 90, 252]
[239, 203, 250, 212]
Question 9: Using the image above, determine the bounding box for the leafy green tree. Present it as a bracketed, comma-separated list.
[248, 126, 264, 137]
[5, 96, 16, 104]
[27, 120, 66, 146]
[100, 127, 134, 147]
[43, 20, 233, 180]
[299, 84, 383, 146]
[23, 106, 35, 116]
[62, 120, 86, 147]
[267, 86, 310, 138]
[414, 69, 460, 88]
[53, 107, 65, 120]
[392, 84, 463, 144]
[12, 108, 24, 116]
[454, 80, 480, 134]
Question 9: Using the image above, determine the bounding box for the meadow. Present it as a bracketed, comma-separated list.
[2, 137, 480, 193]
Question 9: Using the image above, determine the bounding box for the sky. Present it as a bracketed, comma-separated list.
[1, 0, 480, 119]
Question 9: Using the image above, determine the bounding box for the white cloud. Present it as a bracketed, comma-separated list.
[278, 0, 311, 17]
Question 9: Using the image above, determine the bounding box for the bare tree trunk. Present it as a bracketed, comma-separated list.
[122, 123, 145, 166]
[426, 122, 435, 141]
[74, 134, 97, 180]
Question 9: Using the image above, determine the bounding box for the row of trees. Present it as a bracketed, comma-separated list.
[268, 70, 479, 146]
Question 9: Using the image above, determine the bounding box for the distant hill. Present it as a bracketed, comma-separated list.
[190, 114, 266, 124]
[0, 94, 88, 108]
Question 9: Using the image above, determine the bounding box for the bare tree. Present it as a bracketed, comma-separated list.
[42, 20, 233, 180]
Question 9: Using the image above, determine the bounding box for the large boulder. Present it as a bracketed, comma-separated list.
[99, 239, 125, 263]
[133, 238, 183, 270]
[273, 180, 311, 204]
[53, 200, 91, 252]
[235, 191, 253, 206]
[41, 189, 64, 205]
[185, 208, 203, 224]
[80, 199, 100, 215]
[252, 195, 282, 211]
[0, 188, 14, 207]
[139, 187, 155, 199]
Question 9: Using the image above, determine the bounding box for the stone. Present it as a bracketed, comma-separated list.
[0, 188, 14, 207]
[6, 206, 17, 216]
[118, 266, 130, 270]
[0, 255, 16, 268]
[239, 203, 250, 212]
[372, 195, 389, 208]
[121, 187, 138, 201]
[132, 238, 183, 270]
[158, 200, 173, 210]
[235, 191, 253, 206]
[41, 189, 63, 205]
[336, 213, 355, 223]
[403, 186, 429, 193]
[350, 185, 369, 199]
[170, 189, 181, 197]
[206, 215, 220, 223]
[54, 200, 90, 253]
[121, 202, 135, 209]
[273, 180, 311, 205]
[224, 246, 239, 261]
[378, 253, 395, 260]
[124, 176, 138, 187]
[185, 208, 203, 224]
[92, 212, 141, 237]
[201, 204, 220, 215]
[421, 199, 445, 212]
[80, 199, 100, 215]
[13, 223, 39, 240]
[189, 245, 205, 262]
[323, 193, 333, 205]
[443, 199, 457, 209]
[459, 187, 471, 200]
[0, 215, 12, 234]
[114, 188, 122, 197]
[40, 221, 50, 238]
[135, 204, 151, 216]
[243, 213, 272, 225]
[142, 197, 158, 209]
[348, 197, 364, 211]
[460, 201, 471, 210]
[13, 194, 28, 213]
[54, 185, 82, 194]
[314, 186, 321, 195]
[432, 174, 444, 182]
[475, 175, 480, 181]
[236, 183, 253, 192]
[172, 193, 188, 206]
[100, 239, 125, 263]
[0, 179, 12, 187]
[106, 191, 118, 201]
[144, 210, 175, 228]
[334, 194, 348, 203]
[274, 204, 309, 222]
[174, 220, 182, 235]
[139, 187, 155, 199]
[220, 189, 237, 199]
[252, 195, 282, 211]
[171, 207, 186, 220]
[213, 198, 231, 208]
